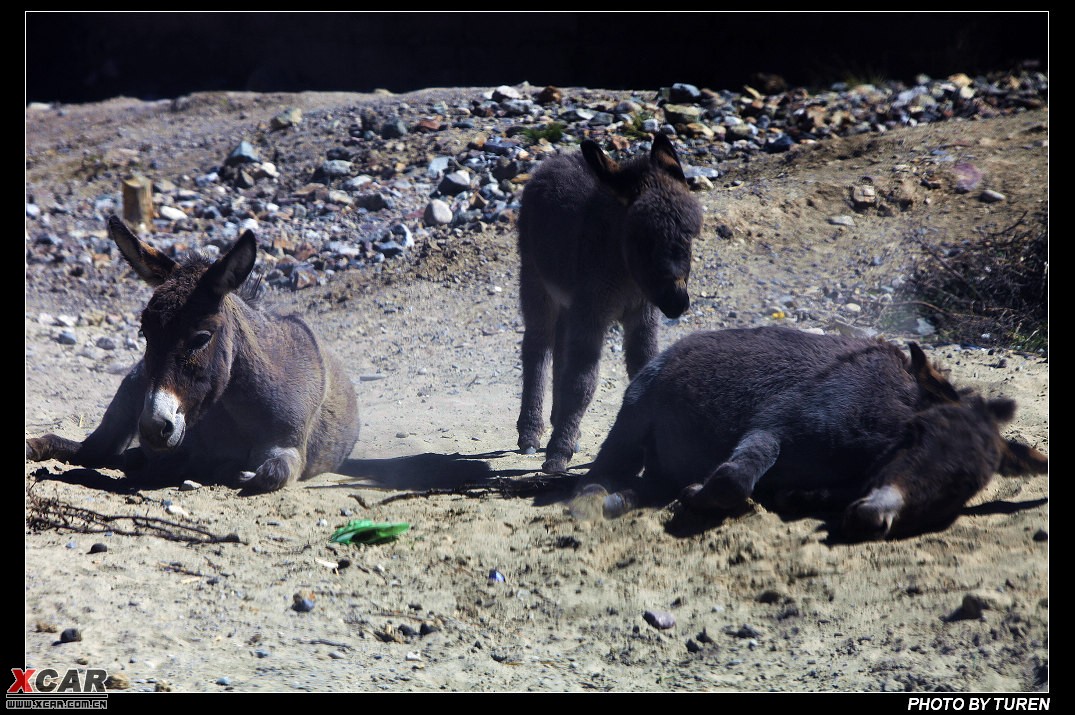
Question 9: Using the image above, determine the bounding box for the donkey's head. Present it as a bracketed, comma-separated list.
[581, 134, 703, 319]
[844, 343, 1049, 539]
[108, 216, 257, 453]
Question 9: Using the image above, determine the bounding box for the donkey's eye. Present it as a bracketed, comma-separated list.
[189, 331, 213, 350]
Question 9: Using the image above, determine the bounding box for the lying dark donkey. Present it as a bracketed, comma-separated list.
[26, 216, 360, 493]
[578, 326, 1048, 540]
[516, 133, 703, 473]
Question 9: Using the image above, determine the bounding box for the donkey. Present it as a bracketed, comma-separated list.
[577, 326, 1048, 540]
[25, 216, 361, 493]
[516, 133, 703, 473]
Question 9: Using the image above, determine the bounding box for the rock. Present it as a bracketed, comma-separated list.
[354, 193, 391, 211]
[843, 303, 862, 313]
[381, 119, 408, 139]
[95, 336, 117, 351]
[342, 175, 373, 191]
[180, 480, 202, 491]
[535, 86, 562, 104]
[1033, 529, 1048, 542]
[60, 628, 82, 643]
[293, 591, 316, 612]
[158, 206, 186, 221]
[979, 189, 1006, 203]
[669, 83, 702, 102]
[951, 162, 983, 193]
[26, 203, 41, 218]
[225, 141, 259, 166]
[961, 589, 1014, 618]
[104, 673, 130, 690]
[424, 199, 453, 226]
[88, 543, 108, 554]
[57, 330, 77, 345]
[851, 184, 877, 209]
[723, 623, 763, 639]
[765, 133, 794, 153]
[663, 103, 703, 124]
[327, 190, 353, 206]
[320, 160, 354, 178]
[427, 156, 451, 178]
[643, 610, 676, 630]
[483, 136, 518, 156]
[270, 107, 302, 130]
[560, 107, 594, 122]
[438, 170, 471, 196]
[215, 677, 232, 686]
[828, 215, 856, 227]
[493, 85, 522, 101]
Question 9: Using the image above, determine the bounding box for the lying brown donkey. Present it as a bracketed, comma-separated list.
[26, 216, 360, 492]
[578, 326, 1048, 540]
[516, 134, 703, 473]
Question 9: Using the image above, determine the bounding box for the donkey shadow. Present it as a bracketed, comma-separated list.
[661, 493, 1049, 545]
[287, 450, 577, 505]
[27, 447, 579, 503]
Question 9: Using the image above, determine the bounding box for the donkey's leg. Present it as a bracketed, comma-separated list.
[26, 363, 146, 471]
[622, 306, 659, 380]
[517, 266, 555, 454]
[238, 446, 306, 493]
[680, 429, 781, 511]
[573, 366, 659, 517]
[542, 315, 605, 473]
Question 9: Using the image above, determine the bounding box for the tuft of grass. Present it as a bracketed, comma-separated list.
[881, 214, 1048, 352]
[519, 122, 565, 145]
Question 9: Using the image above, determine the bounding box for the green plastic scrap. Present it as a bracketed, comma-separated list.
[330, 519, 411, 545]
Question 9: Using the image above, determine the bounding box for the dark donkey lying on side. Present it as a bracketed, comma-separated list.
[26, 216, 360, 492]
[516, 133, 703, 473]
[579, 326, 1048, 540]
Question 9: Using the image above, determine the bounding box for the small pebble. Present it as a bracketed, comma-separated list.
[828, 215, 856, 227]
[979, 189, 1006, 203]
[216, 677, 232, 686]
[88, 543, 108, 554]
[1032, 529, 1048, 542]
[488, 569, 506, 583]
[293, 591, 316, 612]
[60, 628, 82, 643]
[179, 480, 202, 491]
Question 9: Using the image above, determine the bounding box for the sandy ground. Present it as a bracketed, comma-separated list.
[23, 90, 1048, 694]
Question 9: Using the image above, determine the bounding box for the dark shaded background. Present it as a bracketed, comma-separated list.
[26, 12, 1048, 105]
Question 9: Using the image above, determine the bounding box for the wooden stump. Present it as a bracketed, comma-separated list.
[121, 176, 154, 230]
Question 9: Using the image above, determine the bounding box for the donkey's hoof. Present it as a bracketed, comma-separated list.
[521, 446, 537, 455]
[602, 490, 637, 519]
[569, 484, 607, 520]
[541, 457, 569, 474]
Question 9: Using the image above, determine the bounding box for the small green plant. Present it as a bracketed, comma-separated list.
[519, 122, 565, 145]
[623, 111, 654, 140]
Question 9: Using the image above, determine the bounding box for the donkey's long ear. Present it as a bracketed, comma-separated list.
[908, 342, 960, 403]
[650, 133, 687, 184]
[998, 440, 1049, 476]
[581, 139, 620, 184]
[202, 230, 257, 302]
[107, 215, 176, 286]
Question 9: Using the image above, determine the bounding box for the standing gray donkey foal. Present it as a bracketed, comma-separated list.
[516, 134, 703, 473]
[26, 216, 360, 493]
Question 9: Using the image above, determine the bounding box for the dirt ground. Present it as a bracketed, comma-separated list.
[23, 90, 1048, 694]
